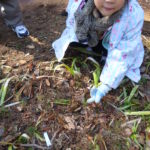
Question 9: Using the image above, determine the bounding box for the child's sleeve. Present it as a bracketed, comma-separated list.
[100, 9, 144, 89]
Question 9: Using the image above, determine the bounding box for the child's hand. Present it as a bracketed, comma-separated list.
[87, 83, 111, 103]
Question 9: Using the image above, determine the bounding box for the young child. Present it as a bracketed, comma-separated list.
[52, 0, 144, 103]
[0, 0, 29, 38]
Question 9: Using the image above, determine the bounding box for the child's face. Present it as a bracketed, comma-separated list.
[94, 0, 125, 16]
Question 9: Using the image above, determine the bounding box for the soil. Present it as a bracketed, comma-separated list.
[0, 0, 150, 150]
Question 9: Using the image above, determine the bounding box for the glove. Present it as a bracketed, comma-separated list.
[87, 83, 111, 103]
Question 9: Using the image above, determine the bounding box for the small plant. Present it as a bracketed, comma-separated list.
[130, 118, 143, 149]
[54, 58, 81, 77]
[119, 85, 139, 111]
[17, 133, 30, 144]
[0, 77, 14, 106]
[90, 135, 100, 150]
[89, 134, 107, 150]
[85, 57, 101, 87]
[27, 126, 45, 142]
[146, 61, 150, 73]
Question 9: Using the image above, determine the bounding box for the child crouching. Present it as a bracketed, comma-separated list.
[52, 0, 144, 103]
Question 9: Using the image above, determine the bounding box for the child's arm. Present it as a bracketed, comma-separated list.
[100, 9, 144, 89]
[87, 4, 144, 103]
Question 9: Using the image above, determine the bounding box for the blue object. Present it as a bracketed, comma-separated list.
[102, 30, 111, 50]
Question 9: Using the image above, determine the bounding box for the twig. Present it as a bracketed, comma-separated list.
[109, 118, 115, 127]
[51, 130, 60, 143]
[121, 118, 142, 128]
[35, 75, 63, 80]
[101, 138, 107, 150]
[0, 141, 51, 150]
[0, 141, 13, 145]
[107, 102, 126, 116]
[20, 144, 51, 150]
[23, 74, 64, 80]
[4, 101, 21, 108]
[3, 95, 14, 104]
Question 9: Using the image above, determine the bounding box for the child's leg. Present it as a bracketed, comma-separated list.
[0, 0, 23, 27]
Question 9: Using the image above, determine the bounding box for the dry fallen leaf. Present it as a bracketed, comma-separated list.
[19, 60, 27, 65]
[26, 44, 35, 49]
[64, 116, 75, 130]
[45, 79, 50, 86]
[1, 65, 12, 74]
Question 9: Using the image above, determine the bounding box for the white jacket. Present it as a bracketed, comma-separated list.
[52, 0, 144, 89]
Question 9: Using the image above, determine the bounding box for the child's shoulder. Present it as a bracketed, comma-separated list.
[128, 0, 144, 20]
[120, 0, 144, 29]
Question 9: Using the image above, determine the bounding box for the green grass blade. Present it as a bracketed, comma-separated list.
[0, 77, 13, 106]
[119, 104, 136, 111]
[127, 85, 139, 102]
[54, 99, 70, 105]
[71, 58, 77, 70]
[35, 132, 45, 142]
[125, 111, 150, 116]
[0, 78, 7, 84]
[55, 64, 74, 76]
[93, 66, 101, 87]
[8, 145, 13, 150]
[123, 87, 127, 99]
[85, 57, 101, 87]
[95, 145, 100, 150]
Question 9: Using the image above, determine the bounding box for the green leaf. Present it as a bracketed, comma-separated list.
[119, 104, 136, 111]
[8, 145, 13, 150]
[127, 85, 139, 102]
[54, 99, 70, 105]
[84, 57, 101, 87]
[0, 78, 7, 84]
[93, 66, 101, 87]
[0, 77, 13, 106]
[55, 64, 74, 76]
[117, 92, 124, 101]
[95, 145, 100, 150]
[71, 58, 77, 70]
[125, 111, 150, 116]
[123, 87, 127, 99]
[35, 132, 45, 142]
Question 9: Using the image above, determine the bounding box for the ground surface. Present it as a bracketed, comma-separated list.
[0, 0, 150, 149]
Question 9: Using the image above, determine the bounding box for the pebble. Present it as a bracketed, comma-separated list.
[26, 44, 35, 49]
